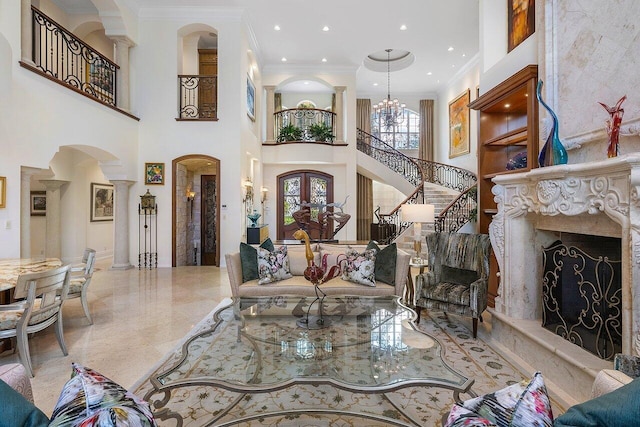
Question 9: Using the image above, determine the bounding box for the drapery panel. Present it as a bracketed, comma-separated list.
[419, 99, 434, 161]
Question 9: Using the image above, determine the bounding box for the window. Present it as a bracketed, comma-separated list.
[371, 109, 420, 150]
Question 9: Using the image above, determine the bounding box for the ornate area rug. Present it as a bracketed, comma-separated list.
[131, 298, 526, 426]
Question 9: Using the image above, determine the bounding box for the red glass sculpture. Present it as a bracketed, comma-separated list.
[599, 95, 626, 158]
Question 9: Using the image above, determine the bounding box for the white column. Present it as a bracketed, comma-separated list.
[110, 180, 135, 270]
[265, 86, 276, 142]
[110, 36, 135, 112]
[334, 86, 346, 143]
[40, 180, 69, 259]
[20, 167, 42, 257]
[21, 0, 33, 64]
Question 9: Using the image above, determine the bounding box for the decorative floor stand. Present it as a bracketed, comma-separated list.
[138, 190, 157, 269]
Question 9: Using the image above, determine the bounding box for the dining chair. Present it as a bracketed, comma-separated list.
[68, 248, 96, 324]
[0, 264, 71, 377]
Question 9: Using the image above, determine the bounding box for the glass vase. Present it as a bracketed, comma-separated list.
[536, 80, 568, 167]
[599, 95, 626, 158]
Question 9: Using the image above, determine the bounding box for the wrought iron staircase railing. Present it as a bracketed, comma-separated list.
[356, 128, 477, 243]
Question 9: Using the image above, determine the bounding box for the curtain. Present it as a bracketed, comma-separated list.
[419, 99, 434, 161]
[356, 99, 371, 135]
[274, 93, 282, 112]
[357, 173, 373, 241]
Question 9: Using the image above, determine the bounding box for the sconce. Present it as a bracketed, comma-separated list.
[186, 191, 196, 202]
[261, 187, 268, 204]
[242, 178, 254, 203]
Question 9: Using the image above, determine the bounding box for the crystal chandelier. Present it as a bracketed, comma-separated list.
[373, 49, 406, 129]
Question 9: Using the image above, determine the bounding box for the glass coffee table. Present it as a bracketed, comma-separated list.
[144, 296, 475, 426]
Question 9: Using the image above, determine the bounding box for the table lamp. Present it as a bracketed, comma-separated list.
[401, 203, 435, 263]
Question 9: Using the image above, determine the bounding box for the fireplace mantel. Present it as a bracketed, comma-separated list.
[489, 153, 640, 356]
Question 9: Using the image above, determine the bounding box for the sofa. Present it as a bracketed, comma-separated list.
[443, 353, 640, 427]
[225, 240, 410, 298]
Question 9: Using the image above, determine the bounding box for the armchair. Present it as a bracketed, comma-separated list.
[415, 232, 491, 338]
[0, 264, 71, 376]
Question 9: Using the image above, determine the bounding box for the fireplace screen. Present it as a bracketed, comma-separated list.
[541, 239, 622, 360]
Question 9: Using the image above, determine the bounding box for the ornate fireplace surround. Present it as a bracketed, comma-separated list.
[489, 154, 640, 357]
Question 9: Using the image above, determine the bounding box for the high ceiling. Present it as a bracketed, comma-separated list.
[53, 0, 479, 97]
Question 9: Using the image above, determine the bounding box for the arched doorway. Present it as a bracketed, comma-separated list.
[172, 155, 221, 267]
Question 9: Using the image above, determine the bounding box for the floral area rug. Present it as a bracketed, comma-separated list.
[131, 299, 527, 426]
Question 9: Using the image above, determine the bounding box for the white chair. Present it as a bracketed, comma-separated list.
[0, 264, 71, 377]
[68, 248, 96, 324]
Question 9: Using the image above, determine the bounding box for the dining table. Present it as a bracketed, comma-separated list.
[0, 257, 63, 352]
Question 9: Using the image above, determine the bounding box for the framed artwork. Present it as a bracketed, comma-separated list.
[449, 89, 471, 158]
[30, 191, 46, 216]
[145, 163, 165, 185]
[91, 183, 114, 222]
[246, 74, 256, 121]
[0, 176, 5, 208]
[86, 58, 115, 102]
[508, 0, 535, 52]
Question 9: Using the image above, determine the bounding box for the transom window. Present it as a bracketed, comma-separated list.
[371, 109, 420, 150]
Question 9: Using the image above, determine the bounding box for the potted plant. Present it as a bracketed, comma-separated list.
[308, 122, 335, 142]
[277, 124, 303, 142]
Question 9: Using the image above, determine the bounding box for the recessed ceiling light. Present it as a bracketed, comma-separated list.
[373, 82, 379, 86]
[400, 24, 407, 31]
[322, 26, 329, 32]
[447, 46, 454, 52]
[462, 53, 466, 57]
[321, 58, 327, 62]
[427, 72, 432, 75]
[504, 103, 511, 108]
[281, 57, 287, 62]
[274, 25, 280, 31]
[451, 64, 456, 68]
[304, 81, 310, 85]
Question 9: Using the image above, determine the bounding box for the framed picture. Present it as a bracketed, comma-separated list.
[246, 74, 256, 121]
[0, 176, 5, 208]
[91, 183, 114, 222]
[449, 89, 471, 158]
[508, 0, 535, 52]
[30, 191, 46, 216]
[145, 163, 165, 185]
[86, 58, 115, 103]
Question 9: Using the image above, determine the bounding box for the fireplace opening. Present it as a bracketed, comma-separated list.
[541, 233, 622, 360]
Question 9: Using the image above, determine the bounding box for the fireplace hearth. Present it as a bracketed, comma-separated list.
[541, 237, 622, 360]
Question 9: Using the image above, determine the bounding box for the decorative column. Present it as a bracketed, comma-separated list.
[20, 0, 33, 64]
[265, 85, 276, 142]
[334, 86, 346, 143]
[40, 180, 69, 259]
[110, 180, 135, 270]
[20, 167, 42, 257]
[109, 36, 135, 112]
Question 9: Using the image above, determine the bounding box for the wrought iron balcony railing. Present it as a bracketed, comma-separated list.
[31, 6, 118, 106]
[177, 75, 218, 120]
[274, 108, 337, 143]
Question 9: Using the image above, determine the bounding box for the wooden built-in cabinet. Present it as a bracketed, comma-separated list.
[469, 65, 539, 307]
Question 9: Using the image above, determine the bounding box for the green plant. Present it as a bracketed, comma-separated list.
[277, 124, 303, 142]
[308, 122, 334, 142]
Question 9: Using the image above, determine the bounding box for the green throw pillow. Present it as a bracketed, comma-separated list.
[366, 241, 397, 285]
[441, 265, 479, 286]
[554, 377, 640, 427]
[0, 379, 49, 427]
[240, 238, 274, 282]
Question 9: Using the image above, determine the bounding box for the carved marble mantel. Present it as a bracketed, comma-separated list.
[489, 153, 640, 356]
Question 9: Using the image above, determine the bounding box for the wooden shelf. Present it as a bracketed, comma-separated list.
[484, 127, 527, 146]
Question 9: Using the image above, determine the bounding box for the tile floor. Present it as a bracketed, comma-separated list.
[0, 258, 231, 416]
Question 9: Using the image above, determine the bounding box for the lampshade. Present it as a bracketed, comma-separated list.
[401, 203, 435, 223]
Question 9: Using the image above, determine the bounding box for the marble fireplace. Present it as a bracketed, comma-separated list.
[487, 154, 640, 405]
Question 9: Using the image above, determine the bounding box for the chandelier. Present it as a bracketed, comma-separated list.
[373, 49, 406, 129]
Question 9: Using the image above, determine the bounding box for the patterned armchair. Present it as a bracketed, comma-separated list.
[415, 232, 491, 338]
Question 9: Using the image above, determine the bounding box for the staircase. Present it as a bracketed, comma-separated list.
[356, 128, 477, 246]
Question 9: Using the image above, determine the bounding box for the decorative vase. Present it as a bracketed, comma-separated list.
[536, 80, 568, 167]
[247, 210, 261, 227]
[598, 95, 626, 158]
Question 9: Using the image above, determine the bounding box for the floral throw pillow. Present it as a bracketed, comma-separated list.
[49, 363, 157, 427]
[257, 246, 293, 285]
[444, 372, 553, 427]
[340, 249, 376, 287]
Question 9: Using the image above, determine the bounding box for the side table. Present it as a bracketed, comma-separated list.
[406, 259, 429, 307]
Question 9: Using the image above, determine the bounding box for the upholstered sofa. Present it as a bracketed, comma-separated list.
[225, 241, 410, 298]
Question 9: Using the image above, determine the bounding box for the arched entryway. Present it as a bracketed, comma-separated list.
[172, 155, 221, 267]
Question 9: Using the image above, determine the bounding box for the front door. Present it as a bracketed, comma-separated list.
[277, 170, 333, 240]
[201, 174, 218, 265]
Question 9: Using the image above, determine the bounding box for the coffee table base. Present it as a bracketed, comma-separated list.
[296, 315, 332, 329]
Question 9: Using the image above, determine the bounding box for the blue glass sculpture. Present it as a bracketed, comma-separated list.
[536, 80, 568, 167]
[247, 210, 261, 227]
